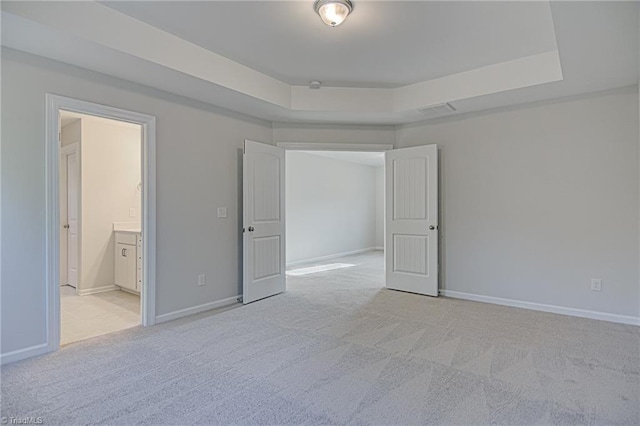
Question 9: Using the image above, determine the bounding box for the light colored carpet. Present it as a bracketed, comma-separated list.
[2, 251, 639, 425]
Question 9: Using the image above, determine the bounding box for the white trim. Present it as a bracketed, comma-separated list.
[277, 142, 393, 152]
[440, 290, 640, 326]
[155, 296, 241, 324]
[42, 94, 157, 362]
[0, 343, 50, 366]
[374, 246, 384, 251]
[287, 247, 379, 267]
[119, 287, 140, 296]
[77, 285, 119, 296]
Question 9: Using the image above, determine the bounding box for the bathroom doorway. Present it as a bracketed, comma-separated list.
[45, 94, 157, 354]
[59, 111, 143, 345]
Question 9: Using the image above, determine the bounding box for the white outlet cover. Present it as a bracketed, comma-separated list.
[198, 274, 206, 286]
[591, 278, 602, 292]
[129, 208, 136, 217]
[217, 207, 227, 218]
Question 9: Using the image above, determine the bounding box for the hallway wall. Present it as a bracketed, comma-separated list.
[286, 152, 378, 265]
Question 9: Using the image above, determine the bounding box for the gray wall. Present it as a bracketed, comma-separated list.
[273, 122, 395, 146]
[1, 48, 273, 354]
[2, 47, 638, 360]
[286, 152, 377, 265]
[375, 166, 384, 248]
[396, 89, 640, 317]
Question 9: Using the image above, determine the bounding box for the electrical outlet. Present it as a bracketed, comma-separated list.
[129, 208, 136, 218]
[591, 278, 602, 292]
[217, 207, 227, 218]
[198, 274, 206, 286]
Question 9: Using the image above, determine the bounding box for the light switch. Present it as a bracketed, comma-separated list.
[217, 207, 227, 218]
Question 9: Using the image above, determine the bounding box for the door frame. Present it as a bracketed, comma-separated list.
[276, 141, 393, 280]
[45, 94, 157, 354]
[277, 143, 393, 152]
[60, 142, 79, 292]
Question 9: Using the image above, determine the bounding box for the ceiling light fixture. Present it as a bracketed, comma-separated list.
[313, 0, 353, 27]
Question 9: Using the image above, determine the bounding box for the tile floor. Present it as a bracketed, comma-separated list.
[60, 286, 140, 345]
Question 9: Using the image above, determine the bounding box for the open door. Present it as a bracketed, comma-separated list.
[243, 140, 286, 304]
[385, 144, 438, 296]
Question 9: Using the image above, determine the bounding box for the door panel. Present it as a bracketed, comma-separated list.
[67, 151, 78, 288]
[385, 145, 438, 296]
[253, 152, 281, 222]
[394, 157, 427, 220]
[243, 140, 286, 304]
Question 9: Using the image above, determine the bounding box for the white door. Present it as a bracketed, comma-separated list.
[385, 144, 438, 296]
[66, 151, 79, 288]
[243, 140, 286, 304]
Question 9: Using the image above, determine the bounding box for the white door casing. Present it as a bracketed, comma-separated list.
[40, 94, 157, 365]
[243, 140, 286, 304]
[66, 151, 79, 288]
[385, 144, 438, 296]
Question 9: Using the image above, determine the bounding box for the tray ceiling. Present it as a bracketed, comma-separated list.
[1, 1, 637, 124]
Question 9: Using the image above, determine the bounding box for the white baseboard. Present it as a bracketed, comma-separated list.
[119, 287, 140, 296]
[440, 290, 640, 326]
[287, 247, 380, 267]
[1, 342, 51, 365]
[155, 295, 240, 324]
[374, 246, 384, 251]
[77, 285, 119, 296]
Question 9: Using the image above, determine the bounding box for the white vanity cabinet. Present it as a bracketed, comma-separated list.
[114, 231, 142, 293]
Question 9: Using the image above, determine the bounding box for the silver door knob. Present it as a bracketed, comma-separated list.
[248, 226, 255, 232]
[429, 225, 435, 230]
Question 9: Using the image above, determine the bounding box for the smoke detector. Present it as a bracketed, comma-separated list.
[417, 103, 456, 118]
[309, 81, 322, 89]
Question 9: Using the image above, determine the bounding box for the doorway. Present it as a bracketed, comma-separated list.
[284, 150, 385, 291]
[242, 141, 439, 304]
[45, 95, 156, 354]
[58, 111, 143, 344]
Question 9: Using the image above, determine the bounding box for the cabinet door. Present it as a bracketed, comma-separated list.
[115, 243, 127, 287]
[115, 243, 136, 291]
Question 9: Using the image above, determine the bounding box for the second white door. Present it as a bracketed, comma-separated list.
[385, 144, 438, 296]
[243, 140, 286, 304]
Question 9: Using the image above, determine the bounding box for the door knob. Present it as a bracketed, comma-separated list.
[429, 225, 435, 230]
[63, 224, 70, 229]
[248, 226, 255, 232]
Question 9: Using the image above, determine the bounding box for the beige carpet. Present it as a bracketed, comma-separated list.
[2, 252, 639, 425]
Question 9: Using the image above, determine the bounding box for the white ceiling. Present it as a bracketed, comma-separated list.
[302, 150, 384, 167]
[102, 1, 558, 88]
[2, 1, 638, 125]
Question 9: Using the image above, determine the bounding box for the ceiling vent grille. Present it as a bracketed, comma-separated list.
[417, 103, 456, 118]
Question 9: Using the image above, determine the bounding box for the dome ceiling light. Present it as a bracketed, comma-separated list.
[313, 0, 354, 27]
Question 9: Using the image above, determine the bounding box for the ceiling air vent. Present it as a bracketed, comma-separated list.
[417, 103, 456, 118]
